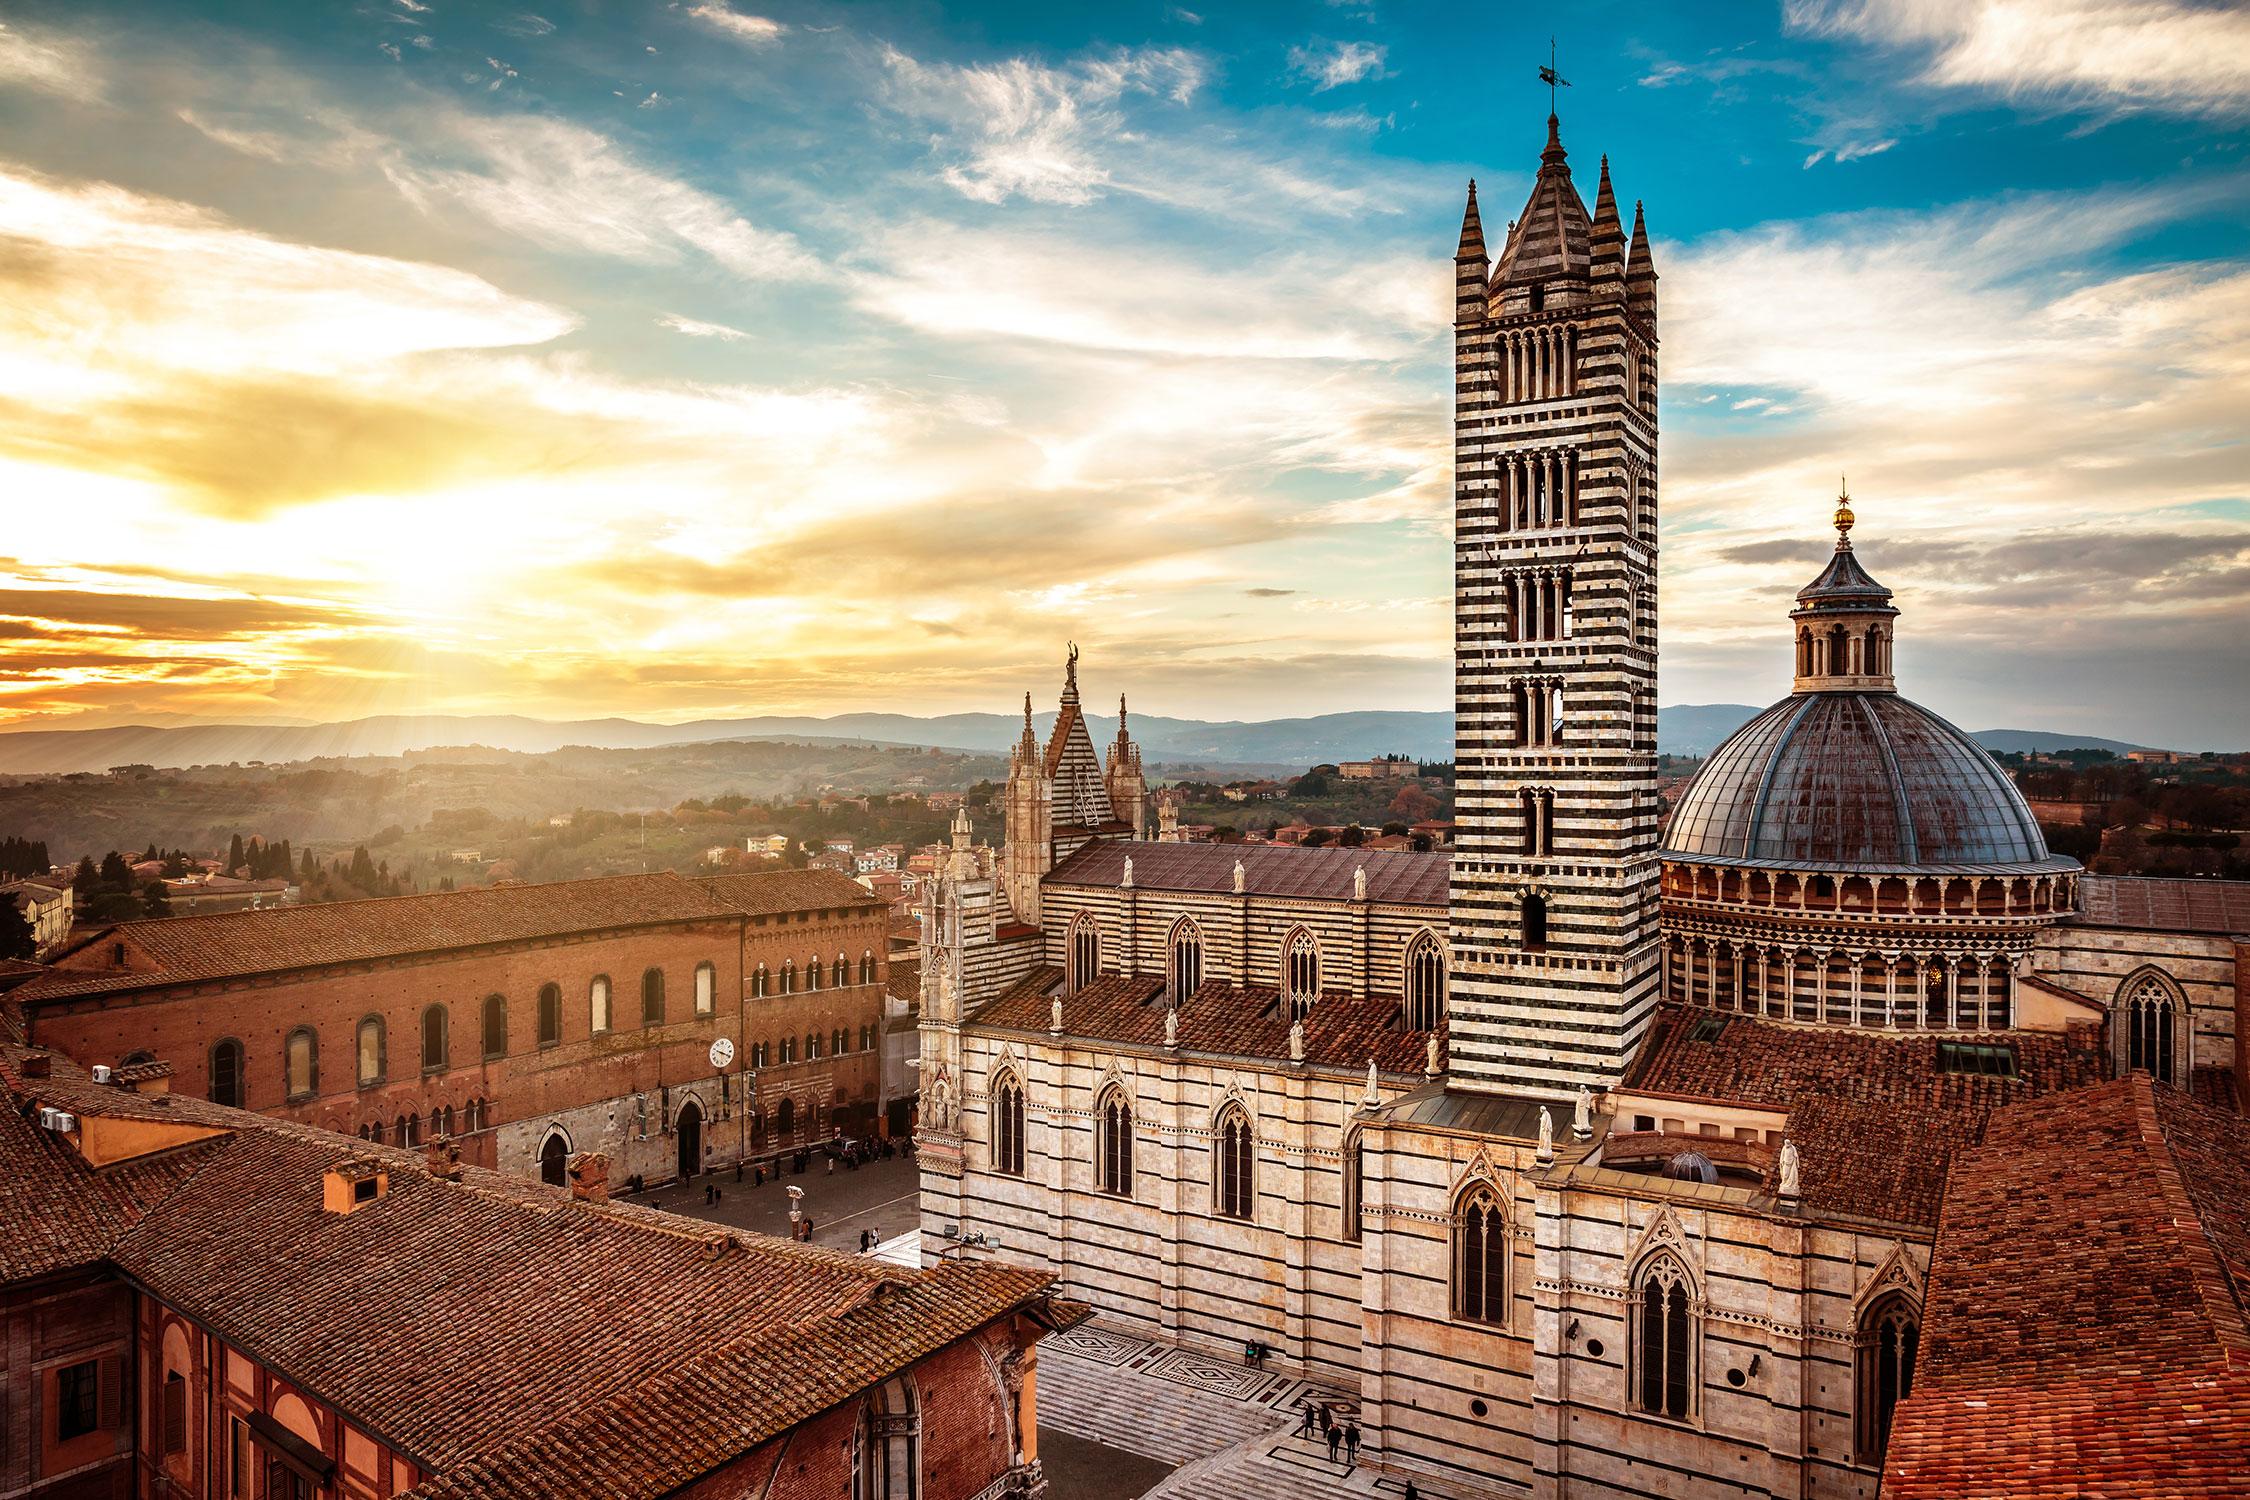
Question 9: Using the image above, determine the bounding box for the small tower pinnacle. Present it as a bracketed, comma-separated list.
[1456, 179, 1486, 261]
[1835, 478, 1855, 547]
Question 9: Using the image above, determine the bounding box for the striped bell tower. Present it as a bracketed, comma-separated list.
[1447, 113, 1663, 1096]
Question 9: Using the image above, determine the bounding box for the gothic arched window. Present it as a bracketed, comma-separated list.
[283, 1027, 317, 1100]
[641, 967, 665, 1025]
[695, 961, 717, 1016]
[857, 1375, 919, 1500]
[1342, 1128, 1365, 1243]
[992, 1071, 1026, 1177]
[1097, 1087, 1134, 1197]
[537, 982, 562, 1047]
[1068, 918, 1101, 994]
[481, 993, 507, 1059]
[1453, 1184, 1508, 1323]
[2119, 971, 2183, 1084]
[1522, 893, 1549, 952]
[781, 961, 796, 995]
[1634, 1256, 1696, 1420]
[1283, 929, 1320, 1020]
[1857, 1294, 1920, 1461]
[1169, 920, 1203, 1005]
[420, 1005, 449, 1073]
[1214, 1104, 1254, 1221]
[831, 953, 849, 988]
[590, 974, 612, 1033]
[1404, 931, 1446, 1031]
[860, 950, 877, 985]
[355, 1015, 386, 1088]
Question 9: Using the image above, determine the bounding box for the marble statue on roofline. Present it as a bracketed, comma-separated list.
[1778, 1139, 1802, 1200]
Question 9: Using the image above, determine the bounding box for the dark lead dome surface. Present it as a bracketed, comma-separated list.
[1665, 693, 2064, 870]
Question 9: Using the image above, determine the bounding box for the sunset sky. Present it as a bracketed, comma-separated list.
[0, 0, 2245, 744]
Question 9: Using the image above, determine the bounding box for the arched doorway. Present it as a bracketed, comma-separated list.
[776, 1096, 796, 1142]
[539, 1131, 569, 1187]
[676, 1099, 702, 1181]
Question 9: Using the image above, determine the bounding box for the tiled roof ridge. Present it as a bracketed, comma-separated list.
[83, 868, 716, 941]
[2144, 1082, 2250, 1363]
[402, 1261, 1054, 1500]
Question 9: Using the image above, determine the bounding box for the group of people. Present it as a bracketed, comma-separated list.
[1299, 1401, 1364, 1467]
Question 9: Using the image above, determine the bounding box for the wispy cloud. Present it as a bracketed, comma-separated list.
[880, 44, 1207, 205]
[1289, 40, 1386, 92]
[659, 313, 753, 341]
[1787, 0, 2250, 119]
[0, 19, 103, 102]
[382, 113, 822, 280]
[684, 5, 785, 46]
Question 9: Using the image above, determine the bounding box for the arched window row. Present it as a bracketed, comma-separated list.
[752, 964, 769, 998]
[1512, 677, 1566, 748]
[1492, 449, 1579, 532]
[591, 974, 612, 1034]
[1453, 1185, 1508, 1324]
[695, 961, 717, 1017]
[538, 983, 562, 1047]
[1214, 1105, 1254, 1221]
[1798, 623, 1891, 680]
[1857, 1295, 1920, 1460]
[1097, 1088, 1134, 1197]
[992, 1072, 1026, 1177]
[1404, 931, 1446, 1032]
[1665, 937, 2017, 1031]
[283, 1028, 317, 1101]
[1499, 324, 1577, 404]
[421, 1005, 449, 1073]
[859, 950, 878, 986]
[1634, 1256, 1695, 1420]
[1169, 920, 1203, 1006]
[2119, 972, 2184, 1085]
[482, 993, 507, 1059]
[1282, 929, 1321, 1020]
[641, 967, 666, 1025]
[1505, 568, 1573, 643]
[1341, 1128, 1365, 1243]
[1068, 918, 1101, 995]
[1520, 787, 1557, 857]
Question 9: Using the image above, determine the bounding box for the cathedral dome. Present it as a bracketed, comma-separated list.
[1666, 489, 2071, 874]
[1665, 692, 2062, 870]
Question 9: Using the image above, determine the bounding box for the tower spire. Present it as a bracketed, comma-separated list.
[1589, 154, 1624, 290]
[1625, 199, 1658, 331]
[1456, 179, 1486, 261]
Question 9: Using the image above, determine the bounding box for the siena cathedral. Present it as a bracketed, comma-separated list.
[915, 112, 2250, 1499]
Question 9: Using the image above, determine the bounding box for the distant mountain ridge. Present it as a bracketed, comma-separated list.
[0, 706, 2157, 776]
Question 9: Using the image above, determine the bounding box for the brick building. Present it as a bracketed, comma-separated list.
[12, 869, 890, 1190]
[0, 1042, 1074, 1500]
[702, 869, 892, 1148]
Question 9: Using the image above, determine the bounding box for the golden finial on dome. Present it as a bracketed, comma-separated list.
[1833, 476, 1855, 547]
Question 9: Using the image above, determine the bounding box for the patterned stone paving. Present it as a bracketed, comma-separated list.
[1038, 1321, 1491, 1500]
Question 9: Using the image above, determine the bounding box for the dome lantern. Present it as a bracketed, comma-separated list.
[1790, 479, 1899, 694]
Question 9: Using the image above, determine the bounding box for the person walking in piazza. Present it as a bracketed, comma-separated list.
[1327, 1425, 1342, 1464]
[1298, 1400, 1317, 1439]
[1344, 1423, 1361, 1464]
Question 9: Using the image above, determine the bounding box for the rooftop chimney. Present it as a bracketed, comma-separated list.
[321, 1158, 389, 1215]
[423, 1136, 463, 1182]
[567, 1151, 610, 1204]
[18, 1052, 51, 1079]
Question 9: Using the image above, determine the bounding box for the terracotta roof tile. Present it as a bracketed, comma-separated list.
[1047, 840, 1449, 907]
[2074, 874, 2250, 934]
[1623, 1006, 2108, 1227]
[973, 965, 1440, 1075]
[16, 873, 736, 1004]
[1882, 1078, 2250, 1498]
[0, 1044, 1055, 1500]
[699, 868, 885, 918]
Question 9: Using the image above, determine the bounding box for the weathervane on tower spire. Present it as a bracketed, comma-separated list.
[1539, 38, 1570, 114]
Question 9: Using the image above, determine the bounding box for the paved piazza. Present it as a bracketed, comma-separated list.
[1036, 1322, 1491, 1500]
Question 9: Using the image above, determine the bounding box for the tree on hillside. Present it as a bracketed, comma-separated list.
[140, 880, 171, 918]
[98, 851, 133, 890]
[74, 855, 98, 890]
[0, 900, 34, 961]
[227, 833, 246, 876]
[1388, 783, 1439, 823]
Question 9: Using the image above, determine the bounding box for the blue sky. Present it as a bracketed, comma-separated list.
[0, 0, 2245, 743]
